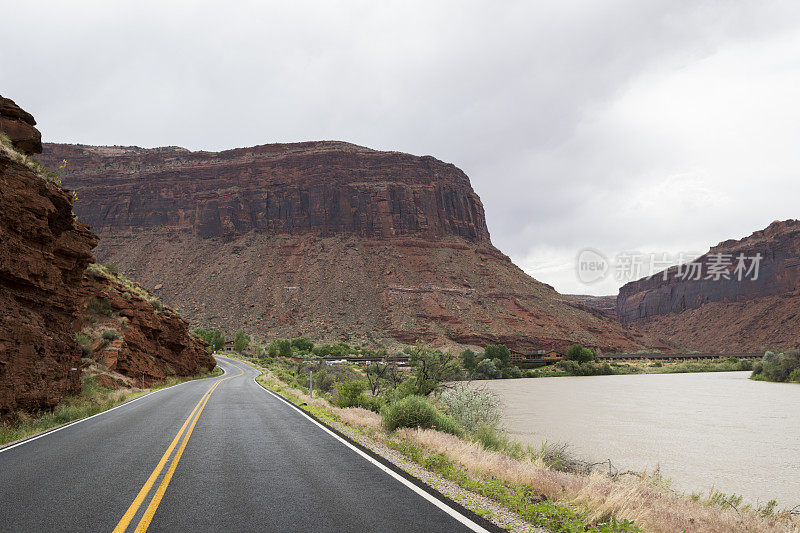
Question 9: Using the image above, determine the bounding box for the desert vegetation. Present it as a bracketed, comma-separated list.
[751, 350, 800, 383]
[232, 345, 798, 533]
[86, 262, 164, 312]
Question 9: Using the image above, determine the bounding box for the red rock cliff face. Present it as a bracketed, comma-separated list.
[41, 142, 490, 242]
[80, 269, 215, 387]
[617, 220, 800, 322]
[40, 142, 651, 353]
[0, 151, 96, 417]
[617, 220, 800, 352]
[0, 99, 215, 418]
[0, 96, 42, 155]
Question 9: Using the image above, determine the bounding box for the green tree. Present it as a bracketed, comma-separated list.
[566, 344, 596, 364]
[233, 330, 251, 352]
[277, 339, 292, 357]
[192, 328, 225, 352]
[291, 336, 314, 353]
[484, 345, 511, 367]
[459, 349, 477, 372]
[407, 345, 459, 396]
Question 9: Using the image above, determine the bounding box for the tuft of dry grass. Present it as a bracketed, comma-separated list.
[400, 428, 799, 533]
[337, 407, 382, 428]
[0, 133, 61, 184]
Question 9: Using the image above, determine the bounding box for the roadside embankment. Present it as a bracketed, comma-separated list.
[230, 352, 799, 533]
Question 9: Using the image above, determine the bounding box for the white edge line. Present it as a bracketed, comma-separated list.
[250, 372, 492, 533]
[0, 360, 228, 454]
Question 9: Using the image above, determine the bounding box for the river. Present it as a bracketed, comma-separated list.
[480, 371, 800, 508]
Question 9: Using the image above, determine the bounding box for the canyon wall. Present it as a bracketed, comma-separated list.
[0, 116, 95, 415]
[40, 141, 652, 353]
[618, 220, 800, 352]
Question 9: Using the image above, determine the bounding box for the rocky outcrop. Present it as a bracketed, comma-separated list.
[0, 150, 96, 417]
[80, 267, 215, 386]
[39, 142, 652, 353]
[617, 220, 800, 322]
[0, 101, 214, 418]
[618, 220, 800, 352]
[0, 96, 42, 155]
[623, 291, 800, 353]
[565, 294, 617, 319]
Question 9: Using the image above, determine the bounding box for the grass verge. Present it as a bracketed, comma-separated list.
[0, 366, 222, 447]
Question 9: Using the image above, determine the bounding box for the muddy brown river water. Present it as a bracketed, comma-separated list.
[480, 371, 800, 508]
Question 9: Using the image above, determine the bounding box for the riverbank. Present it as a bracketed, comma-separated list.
[230, 352, 798, 533]
[482, 371, 800, 513]
[520, 356, 753, 379]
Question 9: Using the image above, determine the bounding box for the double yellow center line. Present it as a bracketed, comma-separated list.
[113, 362, 243, 532]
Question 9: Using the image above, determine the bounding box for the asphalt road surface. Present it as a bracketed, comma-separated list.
[0, 356, 488, 532]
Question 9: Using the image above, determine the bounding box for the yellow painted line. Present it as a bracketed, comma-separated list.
[133, 381, 217, 532]
[112, 380, 220, 533]
[114, 361, 245, 532]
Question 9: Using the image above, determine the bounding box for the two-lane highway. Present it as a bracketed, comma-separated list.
[0, 357, 487, 532]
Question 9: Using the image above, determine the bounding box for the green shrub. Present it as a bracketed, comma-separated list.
[87, 298, 114, 317]
[357, 395, 385, 413]
[312, 368, 335, 393]
[276, 339, 292, 357]
[558, 360, 613, 376]
[751, 350, 800, 382]
[381, 396, 462, 436]
[75, 332, 92, 355]
[475, 358, 499, 378]
[101, 329, 120, 341]
[335, 380, 367, 408]
[439, 384, 501, 433]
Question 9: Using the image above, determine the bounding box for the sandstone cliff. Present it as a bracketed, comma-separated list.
[617, 220, 800, 352]
[0, 137, 95, 416]
[0, 99, 214, 418]
[40, 141, 651, 353]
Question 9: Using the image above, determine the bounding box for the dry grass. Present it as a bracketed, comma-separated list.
[337, 407, 382, 428]
[400, 428, 798, 533]
[260, 370, 382, 429]
[86, 263, 164, 311]
[0, 133, 60, 184]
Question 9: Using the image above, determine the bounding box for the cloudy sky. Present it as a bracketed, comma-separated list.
[3, 1, 799, 295]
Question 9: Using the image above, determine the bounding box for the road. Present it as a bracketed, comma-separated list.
[0, 357, 489, 532]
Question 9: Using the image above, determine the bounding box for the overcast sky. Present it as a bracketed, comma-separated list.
[3, 1, 799, 295]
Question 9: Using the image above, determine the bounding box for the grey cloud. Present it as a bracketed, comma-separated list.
[2, 0, 798, 295]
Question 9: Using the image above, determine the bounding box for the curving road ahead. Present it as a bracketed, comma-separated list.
[0, 357, 490, 532]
